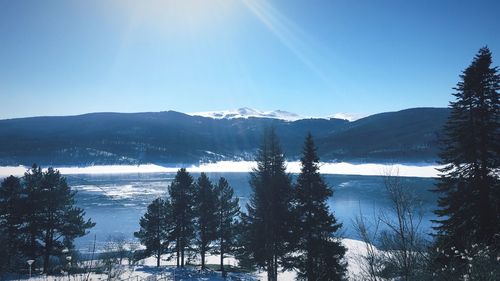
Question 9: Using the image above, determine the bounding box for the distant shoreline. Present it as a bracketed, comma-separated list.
[0, 161, 442, 178]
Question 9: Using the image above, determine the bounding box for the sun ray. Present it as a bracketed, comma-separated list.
[242, 0, 343, 94]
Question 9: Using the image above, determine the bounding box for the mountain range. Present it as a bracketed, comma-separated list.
[0, 107, 449, 166]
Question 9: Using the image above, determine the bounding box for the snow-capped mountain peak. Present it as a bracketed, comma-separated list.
[190, 108, 366, 122]
[190, 107, 303, 122]
[330, 112, 366, 122]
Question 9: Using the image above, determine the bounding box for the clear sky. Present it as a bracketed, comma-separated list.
[1, 0, 499, 119]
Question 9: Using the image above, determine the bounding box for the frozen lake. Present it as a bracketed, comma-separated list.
[67, 172, 439, 251]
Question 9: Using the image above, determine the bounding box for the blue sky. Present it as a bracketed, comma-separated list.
[1, 0, 499, 119]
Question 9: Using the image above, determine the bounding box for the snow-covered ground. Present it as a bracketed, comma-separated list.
[0, 161, 441, 178]
[16, 239, 370, 281]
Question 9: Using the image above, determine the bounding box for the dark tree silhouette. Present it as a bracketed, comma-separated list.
[23, 165, 95, 273]
[0, 176, 25, 272]
[40, 167, 95, 273]
[214, 177, 240, 277]
[135, 198, 170, 267]
[240, 128, 295, 281]
[23, 165, 44, 264]
[433, 47, 500, 268]
[194, 173, 218, 270]
[292, 133, 346, 281]
[168, 168, 196, 267]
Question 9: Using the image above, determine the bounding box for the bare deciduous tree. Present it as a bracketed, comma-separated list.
[353, 168, 431, 281]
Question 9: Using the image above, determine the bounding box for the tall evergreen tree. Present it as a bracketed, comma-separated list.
[36, 167, 95, 273]
[168, 168, 196, 267]
[0, 176, 25, 272]
[433, 47, 499, 257]
[292, 133, 346, 281]
[23, 165, 44, 264]
[240, 128, 294, 281]
[214, 177, 240, 277]
[0, 166, 95, 274]
[194, 173, 218, 270]
[134, 198, 170, 267]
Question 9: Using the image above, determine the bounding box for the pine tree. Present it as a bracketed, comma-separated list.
[214, 177, 240, 277]
[292, 133, 346, 281]
[240, 128, 294, 281]
[134, 198, 170, 267]
[194, 173, 218, 270]
[35, 167, 95, 273]
[433, 47, 499, 258]
[23, 165, 44, 264]
[168, 168, 196, 267]
[0, 176, 25, 272]
[0, 166, 95, 274]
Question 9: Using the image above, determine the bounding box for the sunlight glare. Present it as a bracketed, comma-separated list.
[119, 0, 239, 33]
[242, 0, 341, 93]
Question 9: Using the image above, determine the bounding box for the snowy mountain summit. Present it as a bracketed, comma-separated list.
[190, 107, 303, 121]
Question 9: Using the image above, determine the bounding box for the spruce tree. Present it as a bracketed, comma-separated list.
[433, 47, 499, 259]
[240, 128, 294, 281]
[292, 133, 346, 281]
[168, 168, 196, 267]
[0, 176, 25, 272]
[194, 173, 218, 270]
[214, 177, 240, 277]
[134, 197, 170, 267]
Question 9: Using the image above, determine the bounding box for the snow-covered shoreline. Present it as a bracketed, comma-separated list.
[0, 161, 442, 178]
[12, 238, 369, 281]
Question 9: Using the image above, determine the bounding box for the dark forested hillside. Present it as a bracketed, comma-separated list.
[316, 108, 450, 162]
[0, 108, 449, 166]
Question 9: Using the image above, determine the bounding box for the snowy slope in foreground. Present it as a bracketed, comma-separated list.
[0, 161, 442, 178]
[190, 107, 303, 121]
[23, 239, 368, 281]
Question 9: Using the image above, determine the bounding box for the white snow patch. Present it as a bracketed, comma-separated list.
[189, 107, 371, 122]
[342, 238, 378, 279]
[331, 112, 367, 121]
[0, 165, 27, 177]
[190, 107, 303, 122]
[0, 162, 442, 178]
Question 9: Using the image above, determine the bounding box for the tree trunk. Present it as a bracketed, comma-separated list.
[43, 249, 50, 274]
[6, 226, 14, 270]
[201, 242, 206, 270]
[267, 264, 273, 281]
[274, 254, 278, 281]
[220, 238, 225, 277]
[306, 236, 313, 281]
[43, 230, 53, 273]
[181, 239, 185, 267]
[176, 239, 180, 267]
[157, 251, 160, 267]
[478, 167, 492, 242]
[180, 214, 185, 267]
[307, 255, 313, 281]
[267, 256, 277, 281]
[30, 230, 37, 260]
[272, 241, 278, 281]
[220, 207, 225, 277]
[200, 227, 205, 270]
